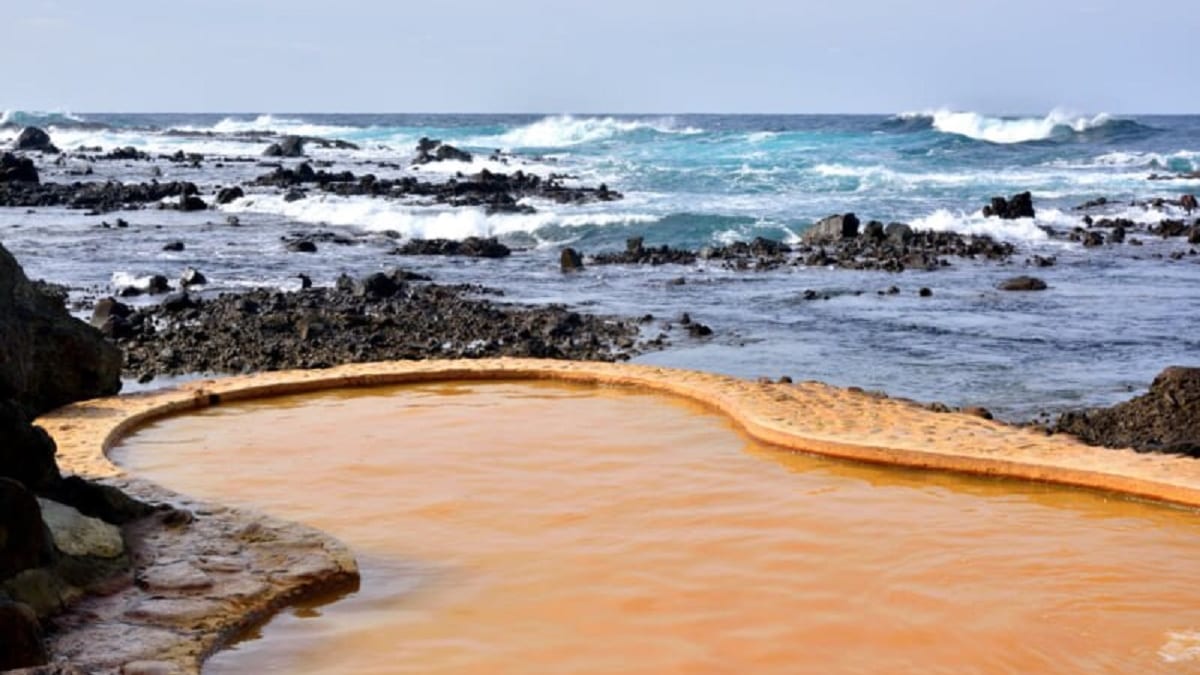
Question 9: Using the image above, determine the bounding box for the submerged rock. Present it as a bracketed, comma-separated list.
[997, 275, 1047, 291]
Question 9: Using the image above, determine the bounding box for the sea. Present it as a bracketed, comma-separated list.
[2, 109, 1198, 421]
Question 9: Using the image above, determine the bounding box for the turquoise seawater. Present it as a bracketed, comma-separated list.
[1, 111, 1198, 418]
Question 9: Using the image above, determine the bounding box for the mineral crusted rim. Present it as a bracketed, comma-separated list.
[35, 358, 1200, 671]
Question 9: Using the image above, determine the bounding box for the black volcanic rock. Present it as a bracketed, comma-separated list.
[1053, 367, 1200, 456]
[13, 127, 59, 154]
[263, 135, 306, 157]
[802, 213, 860, 244]
[0, 153, 39, 183]
[412, 137, 473, 165]
[393, 237, 511, 258]
[113, 271, 646, 380]
[997, 275, 1047, 291]
[0, 243, 122, 418]
[982, 191, 1035, 219]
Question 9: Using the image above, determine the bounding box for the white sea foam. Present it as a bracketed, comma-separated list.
[481, 115, 703, 149]
[908, 209, 1050, 243]
[901, 108, 1114, 144]
[810, 163, 1150, 191]
[43, 127, 266, 158]
[174, 114, 359, 139]
[1045, 150, 1200, 171]
[109, 271, 157, 291]
[220, 193, 660, 241]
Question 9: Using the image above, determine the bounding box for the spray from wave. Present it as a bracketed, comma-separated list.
[895, 109, 1126, 144]
[487, 115, 703, 149]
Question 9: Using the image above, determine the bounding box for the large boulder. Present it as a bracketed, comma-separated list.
[412, 137, 473, 165]
[37, 499, 125, 559]
[0, 152, 39, 183]
[0, 598, 48, 669]
[982, 191, 1035, 219]
[560, 248, 584, 272]
[802, 213, 860, 245]
[1054, 367, 1200, 455]
[0, 478, 51, 580]
[262, 135, 306, 158]
[14, 127, 59, 154]
[0, 242, 123, 417]
[0, 400, 61, 492]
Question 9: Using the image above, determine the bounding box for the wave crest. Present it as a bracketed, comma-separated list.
[0, 109, 89, 128]
[893, 109, 1140, 144]
[490, 115, 703, 149]
[173, 114, 360, 139]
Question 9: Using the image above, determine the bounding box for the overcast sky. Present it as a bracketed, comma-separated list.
[6, 0, 1196, 114]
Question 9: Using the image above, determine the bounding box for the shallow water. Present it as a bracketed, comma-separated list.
[111, 381, 1200, 673]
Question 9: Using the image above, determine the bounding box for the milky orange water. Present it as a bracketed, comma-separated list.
[110, 381, 1200, 674]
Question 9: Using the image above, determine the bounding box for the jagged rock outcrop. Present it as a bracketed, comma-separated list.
[1054, 367, 1200, 456]
[0, 242, 151, 669]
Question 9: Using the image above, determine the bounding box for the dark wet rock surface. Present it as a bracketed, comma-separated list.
[583, 223, 1014, 273]
[251, 161, 621, 212]
[0, 243, 158, 669]
[982, 191, 1035, 219]
[412, 137, 473, 165]
[1053, 366, 1200, 457]
[111, 270, 648, 381]
[14, 127, 60, 154]
[0, 178, 206, 213]
[998, 276, 1048, 291]
[392, 237, 512, 258]
[1, 153, 40, 183]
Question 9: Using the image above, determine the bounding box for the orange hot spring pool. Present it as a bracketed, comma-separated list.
[108, 380, 1200, 674]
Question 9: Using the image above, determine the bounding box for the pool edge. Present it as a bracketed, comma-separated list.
[34, 358, 1200, 672]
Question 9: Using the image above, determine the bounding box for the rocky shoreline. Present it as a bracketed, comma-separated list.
[98, 272, 651, 383]
[2, 124, 1200, 670]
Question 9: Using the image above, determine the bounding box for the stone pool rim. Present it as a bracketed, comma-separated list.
[35, 357, 1200, 672]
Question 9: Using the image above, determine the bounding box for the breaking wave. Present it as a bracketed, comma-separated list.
[172, 114, 361, 139]
[0, 108, 90, 128]
[891, 109, 1149, 144]
[220, 193, 661, 241]
[908, 209, 1051, 243]
[487, 115, 703, 149]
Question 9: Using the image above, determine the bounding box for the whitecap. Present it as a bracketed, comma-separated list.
[898, 108, 1114, 144]
[220, 193, 660, 241]
[476, 115, 703, 149]
[908, 209, 1050, 243]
